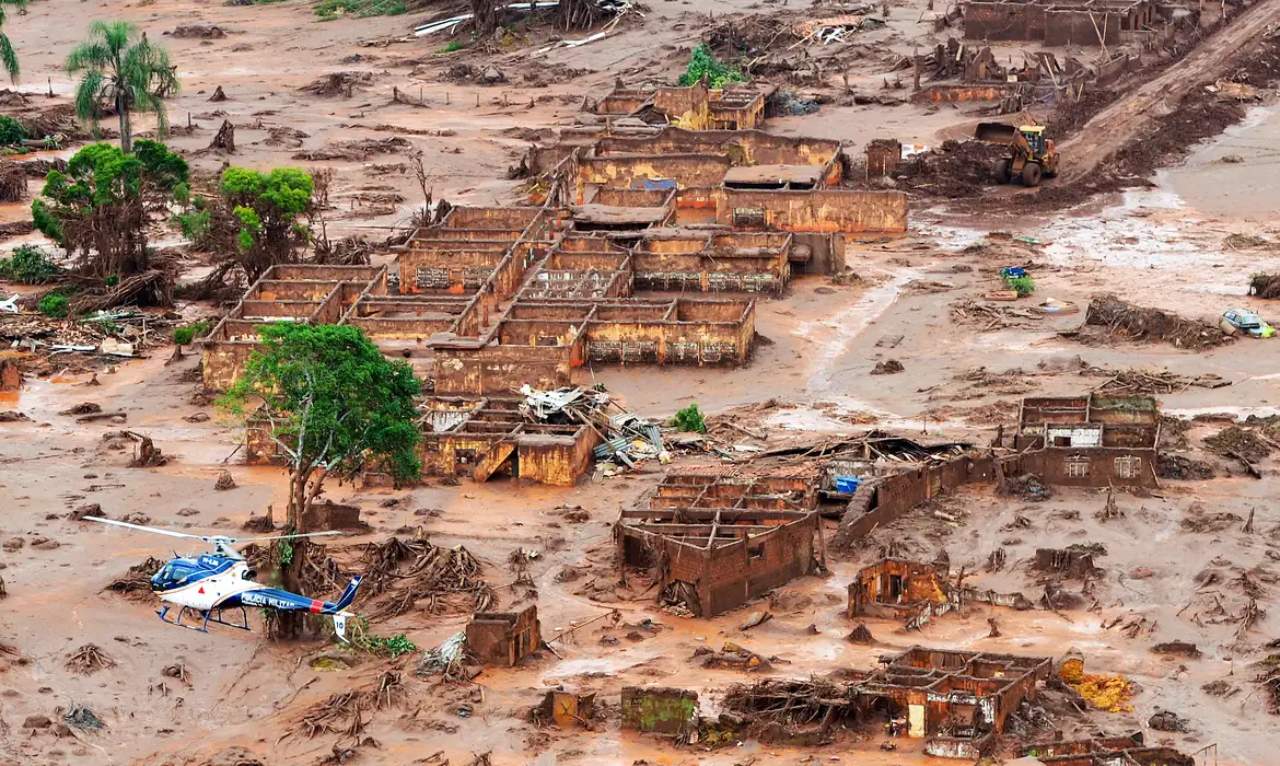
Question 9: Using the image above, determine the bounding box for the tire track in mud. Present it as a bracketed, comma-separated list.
[1058, 0, 1280, 183]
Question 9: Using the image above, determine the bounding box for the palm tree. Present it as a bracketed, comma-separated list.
[0, 0, 27, 82]
[66, 21, 179, 153]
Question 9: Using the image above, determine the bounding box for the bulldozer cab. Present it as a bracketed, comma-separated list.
[975, 121, 1060, 187]
[1020, 126, 1046, 158]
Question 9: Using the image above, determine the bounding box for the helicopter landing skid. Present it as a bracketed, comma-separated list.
[158, 605, 251, 634]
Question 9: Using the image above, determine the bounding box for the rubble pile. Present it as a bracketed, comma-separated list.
[1250, 273, 1280, 299]
[295, 671, 404, 739]
[1086, 367, 1230, 395]
[1204, 425, 1274, 463]
[0, 307, 178, 374]
[343, 534, 495, 619]
[417, 632, 473, 682]
[893, 140, 1007, 198]
[1084, 294, 1229, 349]
[720, 678, 853, 742]
[104, 556, 166, 600]
[519, 385, 666, 473]
[293, 137, 411, 162]
[65, 643, 116, 675]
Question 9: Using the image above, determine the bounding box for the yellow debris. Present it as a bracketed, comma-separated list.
[1073, 673, 1134, 713]
[1058, 657, 1085, 685]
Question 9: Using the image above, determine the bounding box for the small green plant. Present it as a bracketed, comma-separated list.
[38, 292, 69, 318]
[0, 115, 24, 147]
[174, 208, 212, 245]
[0, 246, 60, 284]
[678, 43, 745, 89]
[348, 619, 417, 657]
[173, 319, 212, 345]
[315, 0, 406, 19]
[1005, 275, 1035, 296]
[671, 403, 707, 433]
[278, 538, 294, 568]
[441, 39, 463, 53]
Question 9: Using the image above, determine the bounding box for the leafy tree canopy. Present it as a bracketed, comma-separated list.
[32, 140, 187, 273]
[220, 323, 421, 528]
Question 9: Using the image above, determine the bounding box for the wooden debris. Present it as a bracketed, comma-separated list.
[66, 643, 116, 675]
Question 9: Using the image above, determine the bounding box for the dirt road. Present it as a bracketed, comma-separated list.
[1058, 0, 1280, 182]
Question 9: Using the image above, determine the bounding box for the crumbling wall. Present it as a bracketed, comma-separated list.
[912, 83, 1029, 104]
[718, 189, 908, 234]
[836, 454, 1011, 543]
[515, 430, 599, 486]
[1044, 10, 1121, 46]
[621, 687, 698, 735]
[201, 339, 259, 391]
[594, 130, 840, 167]
[466, 605, 541, 666]
[963, 2, 1046, 40]
[578, 155, 733, 197]
[433, 343, 576, 395]
[700, 517, 817, 616]
[1034, 447, 1156, 487]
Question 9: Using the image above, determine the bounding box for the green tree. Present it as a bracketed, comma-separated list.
[678, 44, 744, 89]
[0, 0, 26, 83]
[219, 167, 315, 281]
[219, 323, 421, 531]
[32, 140, 188, 279]
[66, 21, 179, 153]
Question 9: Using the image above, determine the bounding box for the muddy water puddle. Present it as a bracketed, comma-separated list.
[1162, 100, 1280, 219]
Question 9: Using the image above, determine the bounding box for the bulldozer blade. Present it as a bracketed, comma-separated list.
[975, 122, 1018, 144]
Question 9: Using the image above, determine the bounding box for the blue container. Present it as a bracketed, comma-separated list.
[834, 476, 860, 494]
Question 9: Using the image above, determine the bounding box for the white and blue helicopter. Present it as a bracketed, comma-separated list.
[85, 516, 363, 641]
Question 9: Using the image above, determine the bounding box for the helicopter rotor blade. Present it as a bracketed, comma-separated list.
[83, 516, 205, 540]
[235, 531, 345, 543]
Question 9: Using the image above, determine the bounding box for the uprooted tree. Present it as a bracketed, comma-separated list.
[219, 323, 420, 638]
[31, 140, 188, 307]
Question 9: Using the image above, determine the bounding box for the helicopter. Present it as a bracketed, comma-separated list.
[85, 516, 363, 641]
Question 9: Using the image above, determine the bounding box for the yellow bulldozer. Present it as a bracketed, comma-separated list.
[975, 122, 1060, 187]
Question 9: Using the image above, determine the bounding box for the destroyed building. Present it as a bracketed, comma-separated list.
[832, 442, 1008, 545]
[249, 384, 660, 487]
[1021, 731, 1196, 765]
[466, 605, 541, 667]
[1013, 394, 1161, 487]
[848, 558, 951, 620]
[591, 81, 769, 131]
[718, 646, 1053, 757]
[203, 123, 908, 402]
[848, 557, 1034, 629]
[962, 0, 1160, 46]
[617, 469, 823, 616]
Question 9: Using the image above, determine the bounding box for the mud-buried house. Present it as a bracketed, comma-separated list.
[1013, 394, 1161, 487]
[617, 470, 823, 617]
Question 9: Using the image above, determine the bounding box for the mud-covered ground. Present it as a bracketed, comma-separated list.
[2, 0, 1280, 764]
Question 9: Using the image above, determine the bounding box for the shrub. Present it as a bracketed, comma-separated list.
[1005, 275, 1035, 296]
[0, 246, 60, 284]
[38, 292, 69, 318]
[678, 44, 745, 89]
[173, 320, 212, 345]
[174, 208, 212, 245]
[0, 116, 25, 146]
[672, 403, 707, 433]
